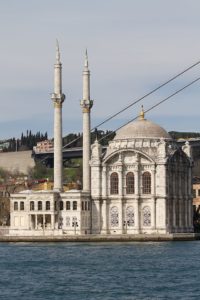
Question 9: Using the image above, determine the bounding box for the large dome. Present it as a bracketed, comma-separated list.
[114, 116, 171, 140]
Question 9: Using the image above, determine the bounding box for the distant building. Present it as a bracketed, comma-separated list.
[33, 140, 54, 153]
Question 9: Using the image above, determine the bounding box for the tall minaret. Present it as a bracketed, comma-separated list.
[51, 41, 65, 191]
[80, 50, 93, 192]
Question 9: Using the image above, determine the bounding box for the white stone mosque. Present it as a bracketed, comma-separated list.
[9, 45, 194, 236]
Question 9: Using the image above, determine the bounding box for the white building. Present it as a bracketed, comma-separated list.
[9, 46, 194, 236]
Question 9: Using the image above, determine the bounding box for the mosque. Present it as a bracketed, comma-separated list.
[9, 45, 194, 236]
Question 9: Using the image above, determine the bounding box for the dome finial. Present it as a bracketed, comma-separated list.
[139, 105, 145, 120]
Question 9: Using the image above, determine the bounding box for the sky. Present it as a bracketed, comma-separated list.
[1, 0, 200, 139]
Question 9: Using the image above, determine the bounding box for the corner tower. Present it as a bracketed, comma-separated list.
[80, 50, 93, 192]
[51, 41, 65, 191]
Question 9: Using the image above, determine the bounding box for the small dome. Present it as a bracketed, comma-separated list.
[114, 118, 171, 140]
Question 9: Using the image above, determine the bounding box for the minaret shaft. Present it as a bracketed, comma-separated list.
[54, 64, 62, 94]
[80, 51, 93, 193]
[51, 42, 65, 191]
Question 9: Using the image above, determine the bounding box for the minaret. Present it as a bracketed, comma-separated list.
[51, 41, 65, 191]
[80, 50, 93, 192]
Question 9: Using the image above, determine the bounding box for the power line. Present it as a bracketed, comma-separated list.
[63, 59, 200, 149]
[91, 59, 200, 131]
[98, 76, 200, 143]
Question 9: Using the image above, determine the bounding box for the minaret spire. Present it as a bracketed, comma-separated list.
[51, 41, 65, 191]
[80, 50, 93, 193]
[56, 39, 61, 64]
[84, 49, 88, 68]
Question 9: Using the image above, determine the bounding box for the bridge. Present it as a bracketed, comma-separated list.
[32, 146, 107, 167]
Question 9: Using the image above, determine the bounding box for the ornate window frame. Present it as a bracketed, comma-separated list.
[110, 172, 119, 195]
[142, 171, 151, 194]
[126, 172, 135, 194]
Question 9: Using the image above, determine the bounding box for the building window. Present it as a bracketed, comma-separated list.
[84, 201, 88, 211]
[198, 190, 200, 197]
[126, 172, 135, 194]
[82, 202, 84, 211]
[143, 206, 151, 227]
[66, 216, 70, 227]
[110, 206, 119, 227]
[20, 202, 24, 211]
[14, 202, 18, 211]
[193, 190, 196, 198]
[46, 201, 50, 210]
[38, 201, 42, 211]
[30, 201, 34, 211]
[110, 172, 119, 194]
[73, 201, 77, 210]
[142, 172, 151, 194]
[66, 201, 70, 210]
[59, 201, 63, 210]
[126, 206, 135, 227]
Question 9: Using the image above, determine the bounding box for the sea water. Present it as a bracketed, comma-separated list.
[0, 241, 200, 300]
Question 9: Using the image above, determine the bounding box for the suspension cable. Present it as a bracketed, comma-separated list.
[63, 59, 200, 149]
[98, 76, 200, 143]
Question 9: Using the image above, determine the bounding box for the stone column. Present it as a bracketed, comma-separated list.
[101, 199, 107, 234]
[102, 166, 107, 197]
[80, 51, 93, 193]
[35, 215, 38, 230]
[118, 167, 123, 197]
[51, 42, 65, 191]
[134, 200, 139, 233]
[135, 169, 139, 195]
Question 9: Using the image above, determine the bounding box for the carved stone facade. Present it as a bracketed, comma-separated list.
[90, 116, 194, 234]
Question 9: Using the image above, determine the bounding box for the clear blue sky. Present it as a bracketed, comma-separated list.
[1, 0, 200, 139]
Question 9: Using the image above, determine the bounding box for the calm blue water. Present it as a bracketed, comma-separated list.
[0, 241, 200, 300]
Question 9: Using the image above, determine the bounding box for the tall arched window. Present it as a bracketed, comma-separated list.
[59, 201, 63, 210]
[46, 201, 50, 210]
[126, 206, 135, 227]
[142, 172, 151, 194]
[126, 172, 135, 194]
[30, 201, 34, 211]
[110, 172, 119, 194]
[38, 201, 42, 211]
[14, 202, 18, 211]
[66, 201, 70, 210]
[110, 206, 119, 227]
[20, 202, 24, 211]
[143, 206, 151, 226]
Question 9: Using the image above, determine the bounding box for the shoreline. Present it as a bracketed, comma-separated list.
[0, 233, 199, 242]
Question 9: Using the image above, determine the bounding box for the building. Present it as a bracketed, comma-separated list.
[9, 46, 194, 236]
[33, 140, 54, 153]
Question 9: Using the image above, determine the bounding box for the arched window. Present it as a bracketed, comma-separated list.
[14, 202, 18, 211]
[73, 201, 77, 210]
[66, 201, 70, 210]
[59, 201, 63, 210]
[110, 206, 119, 227]
[126, 172, 135, 194]
[46, 201, 50, 210]
[38, 201, 42, 211]
[126, 206, 135, 227]
[143, 206, 151, 226]
[30, 201, 34, 211]
[142, 172, 151, 194]
[20, 202, 24, 211]
[110, 172, 119, 194]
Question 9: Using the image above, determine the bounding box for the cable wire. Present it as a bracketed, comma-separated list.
[98, 76, 200, 143]
[63, 59, 200, 149]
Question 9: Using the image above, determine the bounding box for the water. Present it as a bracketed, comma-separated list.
[0, 241, 200, 300]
